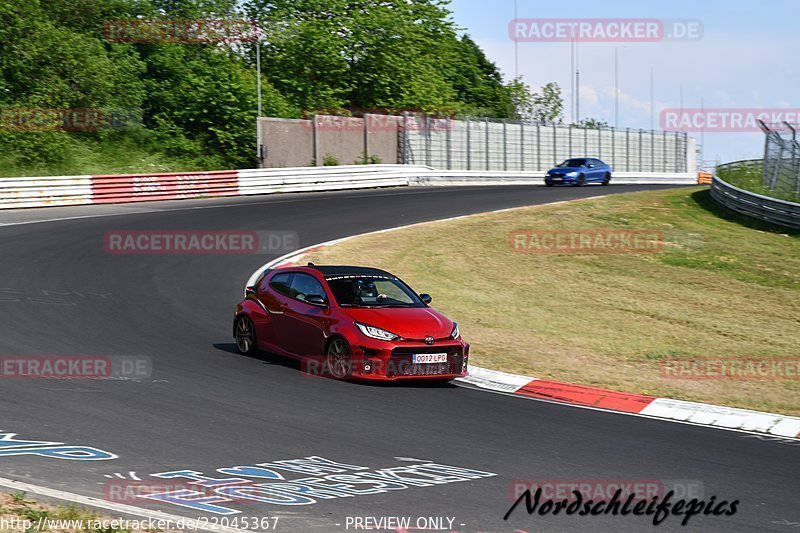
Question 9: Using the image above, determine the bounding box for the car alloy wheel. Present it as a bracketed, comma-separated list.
[235, 316, 257, 355]
[602, 172, 611, 186]
[575, 174, 585, 187]
[326, 338, 352, 379]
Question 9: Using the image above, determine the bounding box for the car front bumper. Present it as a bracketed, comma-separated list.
[352, 339, 470, 381]
[546, 174, 577, 184]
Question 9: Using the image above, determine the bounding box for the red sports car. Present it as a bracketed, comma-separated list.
[233, 264, 469, 381]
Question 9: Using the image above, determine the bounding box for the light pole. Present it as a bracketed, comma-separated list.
[575, 38, 580, 124]
[650, 67, 654, 130]
[570, 37, 575, 123]
[614, 47, 619, 128]
[255, 32, 263, 165]
[514, 0, 519, 79]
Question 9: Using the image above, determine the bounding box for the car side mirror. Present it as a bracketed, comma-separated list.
[419, 293, 432, 304]
[587, 164, 595, 168]
[305, 294, 327, 306]
[245, 286, 256, 297]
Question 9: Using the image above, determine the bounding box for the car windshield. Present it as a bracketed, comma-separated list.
[557, 159, 587, 168]
[325, 275, 424, 308]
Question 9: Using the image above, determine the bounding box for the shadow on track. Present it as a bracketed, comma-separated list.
[212, 342, 458, 389]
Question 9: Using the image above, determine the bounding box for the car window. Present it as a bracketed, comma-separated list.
[325, 275, 423, 308]
[558, 158, 586, 167]
[289, 273, 327, 304]
[269, 272, 294, 296]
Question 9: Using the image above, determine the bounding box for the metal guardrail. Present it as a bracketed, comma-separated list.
[0, 165, 697, 210]
[711, 161, 800, 228]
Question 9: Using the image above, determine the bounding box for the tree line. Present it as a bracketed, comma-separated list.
[0, 0, 564, 173]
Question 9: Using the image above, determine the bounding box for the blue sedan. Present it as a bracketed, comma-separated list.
[545, 158, 612, 186]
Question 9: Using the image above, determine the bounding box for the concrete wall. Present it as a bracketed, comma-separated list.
[258, 114, 695, 173]
[258, 114, 399, 168]
[259, 117, 313, 168]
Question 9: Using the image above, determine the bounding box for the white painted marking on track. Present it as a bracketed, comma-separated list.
[0, 186, 514, 228]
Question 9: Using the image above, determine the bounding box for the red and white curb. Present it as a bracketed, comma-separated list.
[459, 367, 800, 439]
[246, 200, 800, 442]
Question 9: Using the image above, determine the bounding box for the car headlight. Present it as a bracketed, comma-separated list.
[355, 322, 400, 341]
[450, 322, 460, 339]
[566, 171, 579, 177]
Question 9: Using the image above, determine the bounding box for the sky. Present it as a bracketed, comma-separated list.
[447, 0, 800, 168]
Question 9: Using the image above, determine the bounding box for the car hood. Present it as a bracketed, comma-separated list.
[341, 307, 454, 340]
[549, 166, 584, 174]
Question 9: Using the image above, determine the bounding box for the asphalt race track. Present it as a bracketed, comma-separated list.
[1, 185, 798, 532]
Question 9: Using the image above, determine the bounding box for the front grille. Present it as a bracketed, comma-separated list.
[389, 346, 463, 377]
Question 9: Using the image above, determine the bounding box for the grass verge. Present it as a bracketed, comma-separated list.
[304, 187, 800, 415]
[0, 491, 148, 532]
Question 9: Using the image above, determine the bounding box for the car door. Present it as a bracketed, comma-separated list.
[586, 159, 601, 182]
[278, 273, 332, 359]
[255, 272, 294, 352]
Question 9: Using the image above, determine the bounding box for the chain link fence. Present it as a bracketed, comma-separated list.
[759, 120, 800, 197]
[401, 115, 692, 173]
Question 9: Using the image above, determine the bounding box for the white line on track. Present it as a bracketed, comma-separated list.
[0, 186, 517, 228]
[0, 476, 249, 533]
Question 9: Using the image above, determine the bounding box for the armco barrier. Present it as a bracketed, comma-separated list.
[91, 170, 239, 203]
[237, 165, 429, 195]
[0, 175, 92, 209]
[711, 174, 800, 228]
[0, 165, 696, 210]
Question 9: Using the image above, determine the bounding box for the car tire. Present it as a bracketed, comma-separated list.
[602, 172, 611, 186]
[234, 316, 258, 356]
[325, 337, 352, 379]
[575, 174, 585, 187]
[545, 179, 554, 187]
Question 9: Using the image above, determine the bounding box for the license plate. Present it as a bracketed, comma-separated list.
[412, 353, 448, 364]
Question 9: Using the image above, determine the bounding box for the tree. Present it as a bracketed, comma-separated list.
[577, 117, 609, 129]
[532, 82, 564, 125]
[505, 77, 534, 122]
[0, 0, 528, 171]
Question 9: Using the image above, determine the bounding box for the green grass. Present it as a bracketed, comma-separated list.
[718, 161, 800, 202]
[0, 130, 233, 178]
[1, 492, 136, 532]
[307, 187, 800, 415]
